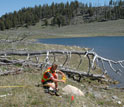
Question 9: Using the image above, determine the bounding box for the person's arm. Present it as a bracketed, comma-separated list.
[56, 70, 66, 83]
[56, 70, 65, 77]
[46, 71, 65, 83]
[51, 76, 65, 83]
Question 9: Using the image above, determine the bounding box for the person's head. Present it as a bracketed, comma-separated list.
[51, 64, 58, 72]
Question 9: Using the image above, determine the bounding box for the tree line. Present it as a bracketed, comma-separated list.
[0, 0, 124, 30]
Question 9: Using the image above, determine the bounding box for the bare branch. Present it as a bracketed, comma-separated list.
[0, 49, 124, 78]
[77, 54, 83, 69]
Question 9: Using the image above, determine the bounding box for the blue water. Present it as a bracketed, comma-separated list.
[37, 36, 124, 88]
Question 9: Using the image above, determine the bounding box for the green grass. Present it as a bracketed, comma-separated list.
[0, 19, 124, 106]
[0, 19, 124, 40]
[0, 68, 123, 106]
[0, 63, 124, 107]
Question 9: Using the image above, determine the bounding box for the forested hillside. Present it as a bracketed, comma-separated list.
[0, 0, 124, 30]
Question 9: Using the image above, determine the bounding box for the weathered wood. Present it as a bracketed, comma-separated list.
[0, 58, 42, 68]
[0, 69, 23, 76]
[60, 68, 105, 79]
[0, 49, 123, 79]
[0, 58, 25, 65]
[0, 50, 87, 56]
[0, 60, 105, 79]
[40, 63, 105, 79]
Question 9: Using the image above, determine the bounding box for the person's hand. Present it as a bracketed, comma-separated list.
[62, 75, 66, 83]
[61, 79, 65, 83]
[61, 72, 66, 77]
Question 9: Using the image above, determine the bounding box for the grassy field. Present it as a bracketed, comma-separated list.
[0, 19, 124, 107]
[0, 19, 124, 39]
[0, 70, 123, 107]
[0, 42, 124, 107]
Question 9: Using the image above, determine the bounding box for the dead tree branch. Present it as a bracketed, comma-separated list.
[0, 49, 123, 81]
[0, 68, 23, 76]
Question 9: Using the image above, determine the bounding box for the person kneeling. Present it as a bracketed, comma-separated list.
[41, 64, 65, 95]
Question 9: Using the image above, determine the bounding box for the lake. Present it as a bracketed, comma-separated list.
[37, 36, 124, 88]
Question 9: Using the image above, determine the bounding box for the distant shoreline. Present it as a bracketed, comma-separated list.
[37, 35, 124, 39]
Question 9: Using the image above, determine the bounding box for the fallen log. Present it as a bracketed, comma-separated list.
[60, 68, 105, 81]
[0, 50, 87, 56]
[1, 49, 122, 81]
[41, 63, 105, 81]
[0, 58, 104, 80]
[0, 58, 25, 65]
[0, 68, 23, 76]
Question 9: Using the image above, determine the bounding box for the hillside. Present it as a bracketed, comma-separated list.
[0, 18, 124, 106]
[0, 1, 124, 106]
[0, 19, 124, 39]
[0, 0, 124, 31]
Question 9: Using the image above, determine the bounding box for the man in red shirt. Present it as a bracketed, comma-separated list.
[41, 64, 65, 94]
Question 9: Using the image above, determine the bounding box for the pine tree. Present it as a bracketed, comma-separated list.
[0, 20, 5, 30]
[44, 19, 48, 26]
[4, 18, 11, 29]
[51, 2, 55, 16]
[75, 1, 79, 14]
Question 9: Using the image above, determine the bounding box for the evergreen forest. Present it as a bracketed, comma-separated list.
[0, 0, 124, 30]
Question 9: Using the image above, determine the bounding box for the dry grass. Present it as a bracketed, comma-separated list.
[0, 66, 124, 107]
[0, 19, 124, 39]
[0, 43, 124, 107]
[0, 21, 124, 107]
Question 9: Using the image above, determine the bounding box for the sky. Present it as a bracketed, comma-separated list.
[0, 0, 110, 17]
